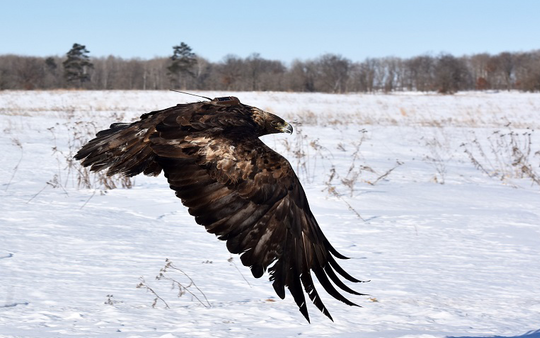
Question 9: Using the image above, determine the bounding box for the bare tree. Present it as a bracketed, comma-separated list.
[191, 56, 213, 89]
[434, 53, 470, 94]
[315, 54, 351, 93]
[352, 58, 378, 92]
[258, 59, 286, 91]
[496, 52, 515, 90]
[14, 56, 45, 89]
[379, 57, 404, 92]
[514, 51, 540, 92]
[405, 55, 434, 91]
[217, 54, 244, 90]
[467, 53, 491, 90]
[288, 59, 317, 92]
[146, 57, 168, 89]
[242, 54, 286, 91]
[245, 53, 264, 91]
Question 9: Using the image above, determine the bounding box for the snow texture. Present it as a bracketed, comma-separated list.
[1, 90, 539, 337]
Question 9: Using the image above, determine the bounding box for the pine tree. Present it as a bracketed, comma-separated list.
[63, 43, 93, 87]
[167, 42, 197, 89]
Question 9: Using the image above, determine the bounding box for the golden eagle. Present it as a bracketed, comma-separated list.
[75, 95, 365, 322]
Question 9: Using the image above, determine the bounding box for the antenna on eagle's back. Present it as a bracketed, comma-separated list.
[169, 89, 212, 101]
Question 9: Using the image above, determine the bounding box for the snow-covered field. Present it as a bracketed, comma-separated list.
[1, 90, 539, 338]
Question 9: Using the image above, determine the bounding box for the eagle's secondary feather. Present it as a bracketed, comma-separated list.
[74, 97, 366, 322]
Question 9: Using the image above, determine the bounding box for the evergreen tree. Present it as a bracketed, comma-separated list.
[44, 57, 60, 88]
[167, 42, 197, 89]
[63, 43, 93, 87]
[45, 57, 57, 71]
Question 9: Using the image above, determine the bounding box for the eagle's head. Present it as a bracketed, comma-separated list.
[249, 106, 293, 136]
[208, 96, 293, 136]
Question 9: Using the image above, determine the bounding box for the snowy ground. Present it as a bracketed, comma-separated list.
[1, 90, 539, 338]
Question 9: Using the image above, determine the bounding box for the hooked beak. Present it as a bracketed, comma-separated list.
[281, 122, 293, 134]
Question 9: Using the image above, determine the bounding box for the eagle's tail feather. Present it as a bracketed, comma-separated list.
[74, 122, 161, 177]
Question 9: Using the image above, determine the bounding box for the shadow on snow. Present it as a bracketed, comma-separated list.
[448, 329, 540, 338]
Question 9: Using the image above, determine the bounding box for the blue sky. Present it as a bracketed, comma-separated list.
[1, 0, 538, 63]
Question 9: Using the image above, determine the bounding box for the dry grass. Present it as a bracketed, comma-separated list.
[4, 138, 23, 192]
[421, 128, 454, 184]
[461, 125, 540, 187]
[49, 119, 134, 192]
[136, 259, 211, 309]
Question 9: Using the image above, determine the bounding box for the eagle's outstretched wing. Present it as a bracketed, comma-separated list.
[75, 99, 365, 322]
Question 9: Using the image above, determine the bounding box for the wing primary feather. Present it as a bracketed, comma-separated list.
[328, 255, 366, 283]
[300, 272, 334, 322]
[290, 273, 310, 323]
[269, 257, 287, 299]
[325, 240, 350, 260]
[324, 264, 367, 296]
[312, 267, 359, 307]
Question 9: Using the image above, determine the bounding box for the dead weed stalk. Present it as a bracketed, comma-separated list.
[461, 124, 540, 187]
[136, 259, 211, 309]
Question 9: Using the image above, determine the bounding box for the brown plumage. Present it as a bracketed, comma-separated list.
[75, 96, 365, 322]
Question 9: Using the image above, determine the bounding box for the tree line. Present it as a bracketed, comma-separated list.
[1, 42, 540, 93]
